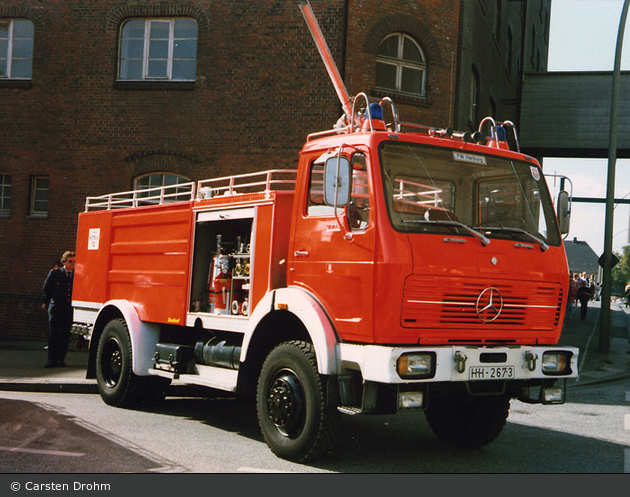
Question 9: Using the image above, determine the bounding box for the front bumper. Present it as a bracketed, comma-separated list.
[337, 343, 579, 384]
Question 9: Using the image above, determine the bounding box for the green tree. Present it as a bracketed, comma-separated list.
[611, 245, 630, 296]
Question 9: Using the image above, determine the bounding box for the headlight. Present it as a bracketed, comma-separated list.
[542, 351, 572, 375]
[397, 352, 436, 379]
[542, 386, 565, 404]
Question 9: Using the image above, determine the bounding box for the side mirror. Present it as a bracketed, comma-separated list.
[324, 156, 351, 208]
[557, 190, 571, 235]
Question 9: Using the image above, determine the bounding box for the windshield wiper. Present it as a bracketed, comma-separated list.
[476, 226, 549, 252]
[404, 219, 490, 246]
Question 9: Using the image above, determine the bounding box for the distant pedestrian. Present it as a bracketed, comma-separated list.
[576, 278, 594, 320]
[565, 273, 579, 322]
[42, 251, 75, 368]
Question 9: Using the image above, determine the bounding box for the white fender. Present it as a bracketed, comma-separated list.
[95, 300, 160, 376]
[242, 287, 340, 375]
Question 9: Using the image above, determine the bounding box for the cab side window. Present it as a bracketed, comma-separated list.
[307, 161, 339, 217]
[306, 153, 370, 231]
[348, 154, 370, 230]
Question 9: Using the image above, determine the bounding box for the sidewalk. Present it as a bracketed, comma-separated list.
[559, 299, 630, 386]
[0, 301, 629, 394]
[0, 339, 96, 393]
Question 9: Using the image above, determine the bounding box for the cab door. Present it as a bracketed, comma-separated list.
[289, 152, 376, 343]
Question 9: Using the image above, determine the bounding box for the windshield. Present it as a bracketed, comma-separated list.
[380, 142, 561, 247]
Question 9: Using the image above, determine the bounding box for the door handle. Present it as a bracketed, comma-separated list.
[294, 250, 309, 257]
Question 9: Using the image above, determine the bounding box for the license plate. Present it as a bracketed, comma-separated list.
[468, 365, 514, 380]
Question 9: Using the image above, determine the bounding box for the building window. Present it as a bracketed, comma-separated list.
[531, 25, 536, 60]
[0, 173, 11, 215]
[375, 33, 426, 98]
[134, 172, 191, 202]
[494, 0, 502, 43]
[30, 176, 48, 217]
[506, 27, 513, 77]
[0, 19, 34, 79]
[544, 8, 550, 41]
[119, 18, 198, 81]
[470, 66, 480, 125]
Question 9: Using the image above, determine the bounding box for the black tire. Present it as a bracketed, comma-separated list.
[96, 318, 169, 407]
[256, 340, 337, 462]
[425, 394, 510, 448]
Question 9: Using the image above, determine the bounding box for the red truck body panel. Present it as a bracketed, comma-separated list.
[74, 191, 294, 326]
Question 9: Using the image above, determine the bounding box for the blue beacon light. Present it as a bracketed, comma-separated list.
[369, 102, 383, 120]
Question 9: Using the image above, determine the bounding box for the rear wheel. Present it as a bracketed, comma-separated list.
[96, 319, 169, 407]
[425, 393, 510, 448]
[256, 340, 337, 462]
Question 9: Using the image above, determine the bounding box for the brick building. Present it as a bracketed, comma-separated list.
[0, 0, 550, 341]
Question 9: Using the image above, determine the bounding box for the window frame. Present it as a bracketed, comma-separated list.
[118, 17, 198, 82]
[506, 27, 513, 78]
[306, 153, 372, 231]
[493, 0, 502, 44]
[29, 175, 49, 218]
[0, 173, 11, 216]
[134, 172, 192, 203]
[375, 33, 427, 99]
[469, 65, 480, 126]
[0, 19, 34, 80]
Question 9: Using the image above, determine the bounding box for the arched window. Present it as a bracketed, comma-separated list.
[134, 172, 191, 203]
[375, 33, 426, 98]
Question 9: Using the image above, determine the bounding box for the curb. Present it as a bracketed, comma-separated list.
[567, 372, 630, 388]
[0, 380, 98, 394]
[0, 379, 223, 397]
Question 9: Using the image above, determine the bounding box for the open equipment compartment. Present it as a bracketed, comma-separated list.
[189, 207, 255, 316]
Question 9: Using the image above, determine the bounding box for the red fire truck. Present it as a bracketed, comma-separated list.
[71, 2, 578, 462]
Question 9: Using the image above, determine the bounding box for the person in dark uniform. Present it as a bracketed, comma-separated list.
[42, 251, 75, 368]
[41, 259, 62, 312]
[576, 276, 594, 321]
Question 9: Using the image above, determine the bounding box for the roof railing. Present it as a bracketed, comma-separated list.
[84, 170, 297, 211]
[197, 169, 297, 200]
[85, 182, 196, 211]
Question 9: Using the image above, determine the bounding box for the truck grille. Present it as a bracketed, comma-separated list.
[401, 276, 563, 330]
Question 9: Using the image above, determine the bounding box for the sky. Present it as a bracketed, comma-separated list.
[544, 0, 630, 257]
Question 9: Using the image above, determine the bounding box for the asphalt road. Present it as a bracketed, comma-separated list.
[1, 376, 629, 474]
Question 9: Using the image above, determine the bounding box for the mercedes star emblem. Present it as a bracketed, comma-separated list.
[476, 287, 503, 323]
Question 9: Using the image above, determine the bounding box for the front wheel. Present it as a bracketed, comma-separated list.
[425, 393, 510, 448]
[256, 340, 337, 462]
